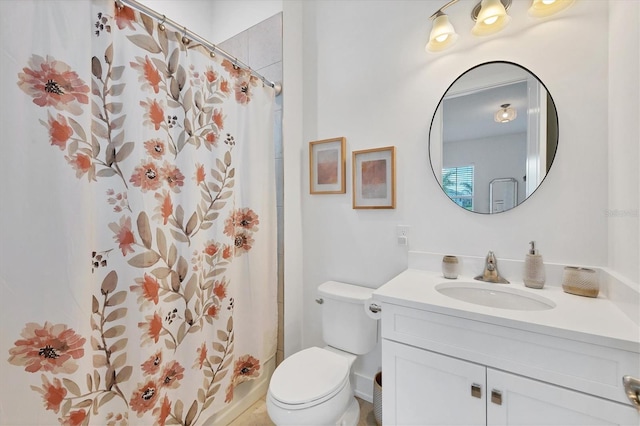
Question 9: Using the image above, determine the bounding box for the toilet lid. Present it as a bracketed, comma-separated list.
[269, 347, 349, 405]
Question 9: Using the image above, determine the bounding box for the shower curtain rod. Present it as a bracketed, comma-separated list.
[116, 0, 282, 96]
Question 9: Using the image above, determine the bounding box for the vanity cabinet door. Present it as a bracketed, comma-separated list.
[382, 339, 486, 425]
[487, 369, 639, 426]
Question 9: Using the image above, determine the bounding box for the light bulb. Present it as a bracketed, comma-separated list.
[483, 15, 499, 25]
[436, 34, 449, 43]
[528, 0, 575, 17]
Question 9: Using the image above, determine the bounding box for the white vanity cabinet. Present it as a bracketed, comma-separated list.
[383, 339, 486, 425]
[380, 301, 640, 426]
[384, 340, 636, 425]
[487, 368, 636, 425]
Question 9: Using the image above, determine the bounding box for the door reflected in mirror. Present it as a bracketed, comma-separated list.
[429, 61, 558, 214]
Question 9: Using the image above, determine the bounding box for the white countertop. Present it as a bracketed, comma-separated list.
[373, 268, 640, 353]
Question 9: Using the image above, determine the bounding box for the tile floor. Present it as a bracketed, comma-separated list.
[229, 396, 377, 426]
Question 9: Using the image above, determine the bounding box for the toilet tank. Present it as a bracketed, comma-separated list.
[317, 281, 378, 355]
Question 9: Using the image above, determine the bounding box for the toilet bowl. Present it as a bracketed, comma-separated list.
[266, 281, 379, 426]
[266, 347, 359, 425]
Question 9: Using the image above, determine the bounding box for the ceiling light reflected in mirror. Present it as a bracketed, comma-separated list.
[494, 103, 517, 123]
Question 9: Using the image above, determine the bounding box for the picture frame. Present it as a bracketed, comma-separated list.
[309, 137, 346, 194]
[352, 146, 396, 209]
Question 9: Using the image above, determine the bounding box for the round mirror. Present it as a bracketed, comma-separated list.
[429, 61, 558, 214]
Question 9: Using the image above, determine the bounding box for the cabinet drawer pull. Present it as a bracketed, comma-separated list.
[491, 389, 502, 405]
[471, 383, 482, 399]
[622, 376, 640, 412]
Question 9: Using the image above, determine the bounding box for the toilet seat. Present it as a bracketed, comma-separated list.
[268, 347, 350, 409]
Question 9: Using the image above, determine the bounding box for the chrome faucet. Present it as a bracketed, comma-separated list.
[474, 251, 509, 284]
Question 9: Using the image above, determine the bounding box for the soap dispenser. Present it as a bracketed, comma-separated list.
[523, 241, 545, 289]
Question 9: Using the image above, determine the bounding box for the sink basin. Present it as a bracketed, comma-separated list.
[435, 281, 556, 311]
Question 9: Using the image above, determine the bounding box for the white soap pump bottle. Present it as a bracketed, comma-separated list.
[523, 241, 545, 289]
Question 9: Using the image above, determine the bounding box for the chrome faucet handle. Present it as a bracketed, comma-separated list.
[474, 250, 509, 284]
[486, 251, 497, 270]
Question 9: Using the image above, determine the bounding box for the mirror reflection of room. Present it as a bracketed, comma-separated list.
[430, 61, 558, 214]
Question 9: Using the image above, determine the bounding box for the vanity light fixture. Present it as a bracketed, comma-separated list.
[528, 0, 576, 18]
[472, 0, 512, 36]
[426, 0, 460, 53]
[494, 103, 517, 123]
[426, 12, 459, 52]
[426, 0, 574, 54]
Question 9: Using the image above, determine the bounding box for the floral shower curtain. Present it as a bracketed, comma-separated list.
[0, 1, 277, 425]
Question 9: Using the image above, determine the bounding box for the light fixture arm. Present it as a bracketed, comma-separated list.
[429, 0, 460, 20]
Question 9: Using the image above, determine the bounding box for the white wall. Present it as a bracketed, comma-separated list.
[608, 0, 639, 284]
[137, 0, 282, 44]
[292, 0, 618, 395]
[282, 1, 305, 357]
[136, 0, 216, 40]
[207, 1, 282, 44]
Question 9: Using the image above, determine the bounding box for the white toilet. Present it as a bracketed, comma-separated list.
[266, 281, 379, 426]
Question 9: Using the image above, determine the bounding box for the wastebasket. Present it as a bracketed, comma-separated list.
[373, 371, 382, 426]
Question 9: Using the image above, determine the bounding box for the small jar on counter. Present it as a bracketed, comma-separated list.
[442, 255, 460, 279]
[562, 266, 599, 298]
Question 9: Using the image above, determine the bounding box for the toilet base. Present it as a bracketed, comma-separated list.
[266, 392, 360, 426]
[337, 397, 360, 426]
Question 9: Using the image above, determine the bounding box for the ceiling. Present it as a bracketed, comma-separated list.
[442, 80, 528, 143]
[436, 62, 535, 144]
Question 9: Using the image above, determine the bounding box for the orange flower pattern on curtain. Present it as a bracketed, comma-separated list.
[7, 2, 275, 425]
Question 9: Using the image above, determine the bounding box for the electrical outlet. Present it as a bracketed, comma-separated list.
[396, 225, 410, 237]
[396, 225, 410, 246]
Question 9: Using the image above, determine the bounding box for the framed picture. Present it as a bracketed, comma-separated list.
[309, 137, 346, 194]
[352, 146, 396, 209]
